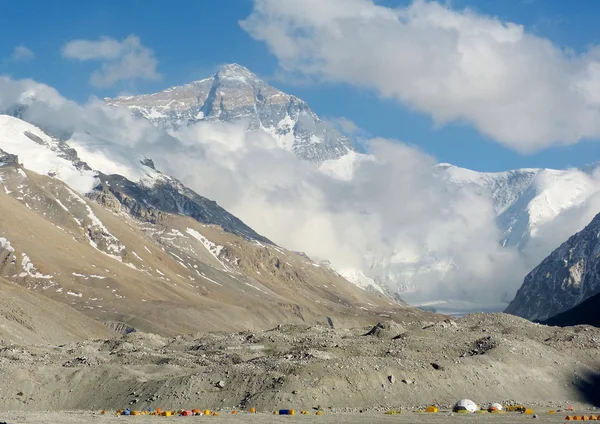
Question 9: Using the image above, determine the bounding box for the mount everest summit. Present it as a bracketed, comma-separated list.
[106, 64, 354, 164]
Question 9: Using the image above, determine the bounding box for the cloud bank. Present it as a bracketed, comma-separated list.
[241, 0, 600, 152]
[62, 35, 160, 87]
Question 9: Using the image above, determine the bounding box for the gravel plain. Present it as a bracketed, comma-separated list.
[1, 313, 599, 421]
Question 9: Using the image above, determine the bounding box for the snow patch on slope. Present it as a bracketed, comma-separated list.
[0, 237, 15, 253]
[19, 253, 52, 279]
[185, 228, 227, 270]
[65, 187, 125, 258]
[0, 115, 97, 193]
[338, 268, 384, 294]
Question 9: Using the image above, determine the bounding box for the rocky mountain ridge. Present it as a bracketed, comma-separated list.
[505, 212, 600, 321]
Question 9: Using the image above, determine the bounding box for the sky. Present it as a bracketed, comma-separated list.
[1, 0, 599, 172]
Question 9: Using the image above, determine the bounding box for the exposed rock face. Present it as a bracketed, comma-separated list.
[0, 148, 18, 166]
[105, 64, 355, 164]
[89, 171, 269, 242]
[505, 212, 600, 321]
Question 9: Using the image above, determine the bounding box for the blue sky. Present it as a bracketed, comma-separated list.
[1, 0, 599, 172]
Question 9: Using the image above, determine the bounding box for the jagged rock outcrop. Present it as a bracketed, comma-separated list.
[505, 212, 600, 321]
[0, 148, 18, 166]
[89, 171, 270, 242]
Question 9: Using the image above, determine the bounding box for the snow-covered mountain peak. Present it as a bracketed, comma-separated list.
[105, 65, 355, 164]
[214, 63, 258, 82]
[436, 163, 540, 187]
[433, 163, 600, 250]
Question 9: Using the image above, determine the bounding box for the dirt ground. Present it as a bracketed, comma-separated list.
[0, 410, 589, 424]
[1, 313, 599, 416]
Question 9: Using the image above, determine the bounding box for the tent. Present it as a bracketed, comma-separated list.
[453, 399, 478, 413]
[488, 402, 503, 412]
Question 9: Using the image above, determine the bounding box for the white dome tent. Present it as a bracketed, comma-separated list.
[453, 399, 478, 413]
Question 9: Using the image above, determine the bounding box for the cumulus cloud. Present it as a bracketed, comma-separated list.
[62, 35, 160, 87]
[1, 76, 598, 310]
[10, 45, 34, 62]
[154, 124, 528, 306]
[241, 0, 600, 152]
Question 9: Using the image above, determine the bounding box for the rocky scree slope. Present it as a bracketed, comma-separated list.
[0, 275, 114, 345]
[105, 64, 355, 164]
[0, 114, 430, 336]
[0, 314, 598, 411]
[505, 212, 600, 321]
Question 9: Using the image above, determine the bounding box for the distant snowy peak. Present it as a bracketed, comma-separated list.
[105, 64, 355, 164]
[435, 164, 541, 215]
[435, 163, 600, 249]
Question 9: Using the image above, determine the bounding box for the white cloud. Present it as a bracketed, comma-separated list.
[2, 76, 598, 311]
[329, 116, 360, 134]
[241, 0, 600, 153]
[62, 35, 160, 87]
[10, 45, 34, 62]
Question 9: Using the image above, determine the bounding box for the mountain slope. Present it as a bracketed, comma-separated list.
[105, 64, 355, 164]
[505, 212, 600, 321]
[0, 114, 267, 242]
[0, 276, 115, 344]
[541, 292, 600, 328]
[0, 114, 433, 335]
